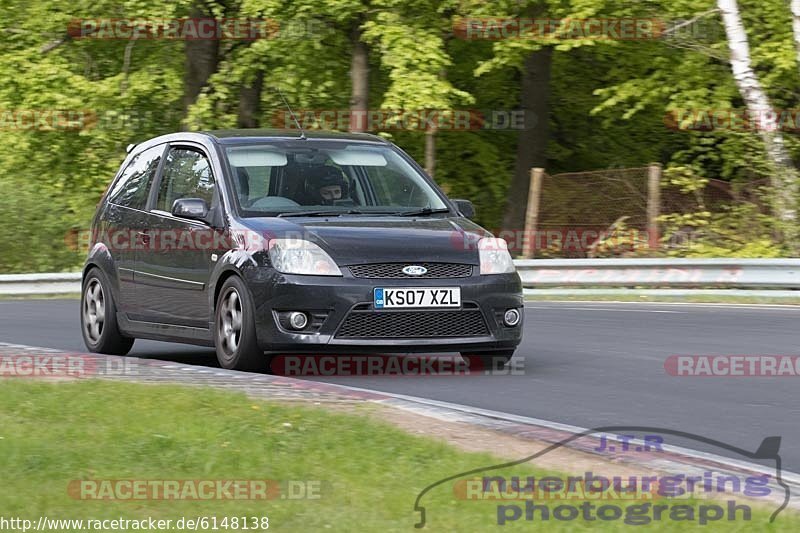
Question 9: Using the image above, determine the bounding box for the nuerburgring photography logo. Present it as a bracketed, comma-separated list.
[413, 426, 790, 528]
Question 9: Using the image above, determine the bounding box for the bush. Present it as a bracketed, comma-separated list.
[0, 177, 84, 273]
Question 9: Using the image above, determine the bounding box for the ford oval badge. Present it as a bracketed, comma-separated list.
[402, 265, 428, 276]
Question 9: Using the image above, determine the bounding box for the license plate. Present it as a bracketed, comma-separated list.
[374, 287, 461, 309]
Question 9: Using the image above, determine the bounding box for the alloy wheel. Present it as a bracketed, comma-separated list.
[83, 278, 105, 343]
[218, 288, 243, 356]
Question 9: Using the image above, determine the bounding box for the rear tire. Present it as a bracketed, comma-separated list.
[460, 350, 514, 371]
[81, 268, 134, 355]
[214, 276, 265, 372]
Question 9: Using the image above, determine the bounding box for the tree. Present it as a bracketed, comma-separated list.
[504, 46, 552, 233]
[717, 0, 798, 245]
[792, 0, 800, 72]
[183, 1, 221, 115]
[6, 0, 800, 273]
[466, 0, 626, 234]
[362, 1, 472, 178]
[349, 23, 370, 132]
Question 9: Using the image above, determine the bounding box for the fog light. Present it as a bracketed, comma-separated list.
[288, 312, 308, 330]
[503, 308, 521, 327]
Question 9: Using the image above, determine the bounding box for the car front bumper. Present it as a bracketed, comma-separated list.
[244, 267, 524, 354]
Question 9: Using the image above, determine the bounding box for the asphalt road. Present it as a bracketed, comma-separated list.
[1, 299, 799, 472]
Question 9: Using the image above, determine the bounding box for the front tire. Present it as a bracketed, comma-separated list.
[81, 268, 134, 355]
[214, 276, 265, 372]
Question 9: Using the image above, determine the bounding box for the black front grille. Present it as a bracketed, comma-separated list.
[348, 263, 472, 279]
[336, 309, 488, 338]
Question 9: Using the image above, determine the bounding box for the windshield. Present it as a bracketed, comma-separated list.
[223, 141, 449, 217]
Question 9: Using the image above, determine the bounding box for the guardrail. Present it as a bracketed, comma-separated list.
[515, 258, 800, 289]
[3, 259, 800, 296]
[0, 272, 82, 295]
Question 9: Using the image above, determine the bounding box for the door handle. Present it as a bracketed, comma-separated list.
[136, 231, 150, 245]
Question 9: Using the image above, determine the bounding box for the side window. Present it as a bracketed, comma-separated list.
[231, 165, 271, 206]
[107, 145, 164, 210]
[156, 147, 216, 213]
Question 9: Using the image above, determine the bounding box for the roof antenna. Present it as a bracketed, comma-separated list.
[274, 86, 306, 140]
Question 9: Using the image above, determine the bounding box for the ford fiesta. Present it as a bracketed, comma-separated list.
[80, 130, 523, 371]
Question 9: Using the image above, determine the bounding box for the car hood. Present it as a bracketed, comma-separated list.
[239, 216, 492, 265]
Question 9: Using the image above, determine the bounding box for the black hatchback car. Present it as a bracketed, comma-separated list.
[81, 130, 523, 371]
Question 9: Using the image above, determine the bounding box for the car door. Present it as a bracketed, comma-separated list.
[134, 144, 219, 328]
[102, 144, 166, 314]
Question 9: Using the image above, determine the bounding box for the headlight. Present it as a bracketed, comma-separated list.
[268, 239, 342, 276]
[479, 237, 515, 275]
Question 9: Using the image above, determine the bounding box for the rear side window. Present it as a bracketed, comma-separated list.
[107, 145, 164, 210]
[231, 165, 271, 206]
[156, 147, 216, 212]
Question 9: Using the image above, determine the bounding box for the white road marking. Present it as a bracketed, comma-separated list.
[525, 305, 684, 313]
[525, 300, 800, 310]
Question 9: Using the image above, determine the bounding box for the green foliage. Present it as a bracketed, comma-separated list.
[1, 0, 800, 272]
[660, 203, 787, 257]
[0, 176, 84, 272]
[659, 173, 787, 257]
[0, 0, 186, 272]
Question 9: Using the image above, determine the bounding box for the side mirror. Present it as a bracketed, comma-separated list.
[172, 198, 209, 221]
[452, 199, 475, 219]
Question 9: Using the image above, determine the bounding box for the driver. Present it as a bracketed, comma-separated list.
[303, 165, 348, 205]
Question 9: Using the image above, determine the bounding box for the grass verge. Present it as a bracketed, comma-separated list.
[0, 379, 795, 531]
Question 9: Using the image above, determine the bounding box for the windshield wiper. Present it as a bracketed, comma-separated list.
[395, 207, 451, 217]
[276, 208, 450, 218]
[276, 209, 366, 217]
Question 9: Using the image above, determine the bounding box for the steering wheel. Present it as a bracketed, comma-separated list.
[249, 196, 301, 210]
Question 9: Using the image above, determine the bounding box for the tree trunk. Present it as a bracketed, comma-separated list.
[424, 68, 449, 178]
[237, 71, 265, 128]
[502, 47, 553, 234]
[349, 26, 369, 132]
[792, 0, 800, 71]
[182, 5, 219, 116]
[718, 0, 798, 246]
[424, 128, 436, 177]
